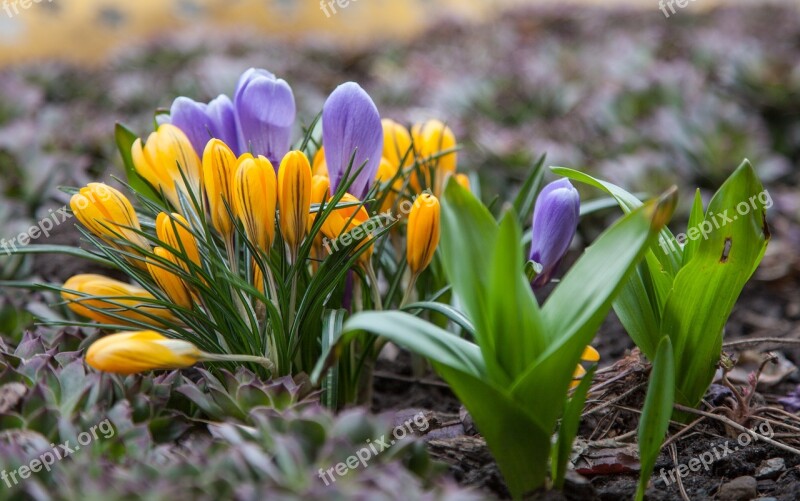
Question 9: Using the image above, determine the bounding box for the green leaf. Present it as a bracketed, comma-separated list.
[636, 336, 675, 501]
[439, 178, 509, 383]
[552, 365, 596, 489]
[115, 122, 161, 202]
[311, 311, 486, 383]
[485, 211, 545, 379]
[682, 189, 704, 265]
[401, 301, 475, 337]
[435, 363, 551, 499]
[321, 309, 345, 410]
[663, 160, 769, 410]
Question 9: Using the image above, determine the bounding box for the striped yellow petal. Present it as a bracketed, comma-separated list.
[232, 155, 277, 253]
[277, 150, 312, 255]
[132, 124, 201, 209]
[202, 138, 237, 237]
[155, 212, 201, 274]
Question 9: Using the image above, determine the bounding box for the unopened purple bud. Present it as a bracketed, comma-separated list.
[233, 68, 296, 166]
[529, 178, 580, 288]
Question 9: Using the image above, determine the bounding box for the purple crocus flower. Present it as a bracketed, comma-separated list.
[321, 82, 383, 199]
[529, 178, 580, 288]
[169, 95, 238, 156]
[233, 68, 296, 165]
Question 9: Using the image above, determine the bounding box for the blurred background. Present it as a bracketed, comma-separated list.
[0, 0, 799, 350]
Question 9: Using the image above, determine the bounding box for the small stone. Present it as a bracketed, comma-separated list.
[755, 458, 785, 480]
[717, 476, 758, 501]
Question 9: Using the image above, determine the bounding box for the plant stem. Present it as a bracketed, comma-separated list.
[400, 272, 418, 307]
[199, 351, 275, 372]
[365, 262, 383, 310]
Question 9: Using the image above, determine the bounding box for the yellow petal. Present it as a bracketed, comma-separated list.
[406, 193, 440, 275]
[581, 346, 600, 363]
[86, 331, 201, 375]
[277, 151, 312, 254]
[62, 274, 174, 327]
[232, 155, 277, 253]
[202, 138, 237, 237]
[155, 212, 201, 274]
[147, 247, 193, 310]
[381, 119, 413, 170]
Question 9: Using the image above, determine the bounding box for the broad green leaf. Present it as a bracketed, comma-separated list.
[682, 189, 704, 265]
[636, 336, 675, 501]
[486, 211, 544, 379]
[440, 179, 508, 384]
[115, 122, 161, 202]
[552, 365, 596, 489]
[663, 160, 769, 409]
[401, 301, 476, 337]
[511, 190, 676, 430]
[310, 311, 486, 383]
[435, 363, 551, 499]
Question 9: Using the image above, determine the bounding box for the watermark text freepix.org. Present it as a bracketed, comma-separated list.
[319, 0, 357, 18]
[318, 411, 429, 485]
[1, 184, 115, 256]
[321, 191, 436, 255]
[1, 418, 115, 488]
[659, 189, 772, 255]
[659, 421, 773, 486]
[3, 0, 53, 18]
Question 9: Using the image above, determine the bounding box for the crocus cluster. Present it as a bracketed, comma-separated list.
[62, 68, 452, 377]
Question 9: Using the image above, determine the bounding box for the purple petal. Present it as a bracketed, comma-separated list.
[529, 179, 580, 288]
[169, 97, 214, 156]
[233, 68, 295, 165]
[206, 95, 239, 154]
[322, 82, 383, 199]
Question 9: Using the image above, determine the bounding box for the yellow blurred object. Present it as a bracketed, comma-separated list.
[406, 193, 440, 276]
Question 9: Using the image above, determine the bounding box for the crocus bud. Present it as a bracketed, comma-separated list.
[168, 95, 238, 157]
[277, 150, 312, 256]
[155, 212, 202, 274]
[529, 179, 580, 288]
[406, 193, 440, 275]
[86, 331, 201, 375]
[382, 119, 413, 170]
[412, 120, 457, 194]
[232, 155, 277, 253]
[322, 82, 383, 199]
[70, 183, 151, 254]
[62, 274, 175, 327]
[233, 68, 296, 165]
[147, 247, 193, 309]
[202, 139, 238, 237]
[131, 124, 202, 209]
[320, 193, 373, 261]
